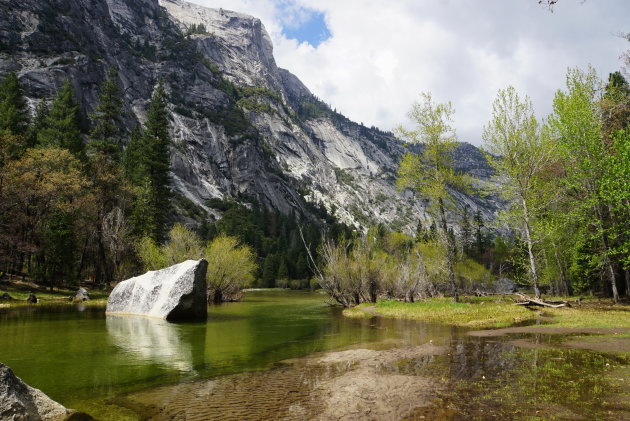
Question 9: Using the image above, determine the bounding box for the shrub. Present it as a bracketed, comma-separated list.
[205, 235, 256, 303]
[136, 225, 257, 303]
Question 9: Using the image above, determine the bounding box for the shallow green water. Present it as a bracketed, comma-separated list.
[0, 290, 442, 416]
[1, 290, 629, 420]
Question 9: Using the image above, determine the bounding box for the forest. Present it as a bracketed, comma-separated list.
[0, 63, 628, 305]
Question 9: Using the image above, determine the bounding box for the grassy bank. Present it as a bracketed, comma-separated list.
[344, 296, 630, 329]
[0, 279, 109, 307]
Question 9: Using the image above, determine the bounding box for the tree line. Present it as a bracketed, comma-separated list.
[0, 70, 173, 290]
[0, 70, 352, 300]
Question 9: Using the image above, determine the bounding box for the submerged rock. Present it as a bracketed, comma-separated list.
[0, 362, 73, 421]
[106, 259, 208, 321]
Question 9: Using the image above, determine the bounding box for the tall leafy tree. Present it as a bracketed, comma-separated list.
[483, 86, 559, 299]
[396, 92, 469, 302]
[0, 147, 87, 286]
[37, 79, 83, 155]
[0, 72, 28, 136]
[548, 67, 623, 302]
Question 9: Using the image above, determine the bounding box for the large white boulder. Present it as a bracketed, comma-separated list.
[106, 259, 208, 321]
[0, 363, 72, 421]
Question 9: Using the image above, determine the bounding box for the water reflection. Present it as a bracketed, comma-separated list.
[106, 315, 198, 372]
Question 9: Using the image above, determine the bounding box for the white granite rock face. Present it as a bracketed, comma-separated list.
[0, 363, 70, 421]
[106, 259, 208, 321]
[0, 0, 502, 236]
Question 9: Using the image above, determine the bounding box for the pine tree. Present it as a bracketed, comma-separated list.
[277, 256, 288, 281]
[460, 206, 472, 256]
[86, 69, 130, 285]
[0, 72, 28, 136]
[262, 253, 277, 287]
[474, 210, 485, 258]
[37, 79, 83, 155]
[28, 101, 49, 149]
[144, 81, 171, 242]
[415, 220, 425, 242]
[124, 82, 171, 242]
[123, 127, 144, 182]
[88, 67, 124, 159]
[294, 253, 308, 279]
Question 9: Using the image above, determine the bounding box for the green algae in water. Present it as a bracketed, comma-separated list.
[433, 337, 630, 420]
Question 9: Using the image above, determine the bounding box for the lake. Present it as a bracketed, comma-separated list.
[0, 290, 628, 420]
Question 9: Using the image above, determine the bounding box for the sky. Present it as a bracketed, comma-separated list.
[189, 0, 629, 145]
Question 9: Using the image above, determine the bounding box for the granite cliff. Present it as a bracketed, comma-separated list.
[0, 0, 500, 232]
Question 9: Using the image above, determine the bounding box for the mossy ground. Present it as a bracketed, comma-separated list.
[344, 296, 630, 329]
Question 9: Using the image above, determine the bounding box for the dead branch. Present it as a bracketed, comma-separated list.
[514, 292, 571, 308]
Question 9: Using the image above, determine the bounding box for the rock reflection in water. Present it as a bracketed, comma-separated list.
[106, 315, 196, 372]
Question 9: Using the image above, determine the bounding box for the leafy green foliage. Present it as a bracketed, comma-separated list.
[0, 147, 88, 288]
[136, 224, 256, 303]
[205, 235, 256, 303]
[320, 225, 495, 308]
[396, 92, 469, 302]
[136, 236, 168, 271]
[483, 85, 560, 298]
[547, 67, 627, 301]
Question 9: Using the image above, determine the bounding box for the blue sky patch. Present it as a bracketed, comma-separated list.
[279, 6, 331, 47]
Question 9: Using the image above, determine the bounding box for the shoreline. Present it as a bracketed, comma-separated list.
[343, 295, 630, 329]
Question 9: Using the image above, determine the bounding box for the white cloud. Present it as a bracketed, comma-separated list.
[190, 0, 630, 145]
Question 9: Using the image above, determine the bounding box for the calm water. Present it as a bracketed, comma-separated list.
[0, 290, 628, 420]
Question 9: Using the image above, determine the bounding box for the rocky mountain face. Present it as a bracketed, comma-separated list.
[0, 0, 500, 232]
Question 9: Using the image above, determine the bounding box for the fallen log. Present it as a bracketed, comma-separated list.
[514, 292, 571, 308]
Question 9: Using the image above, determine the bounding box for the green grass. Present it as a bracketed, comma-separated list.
[0, 280, 109, 307]
[542, 305, 630, 329]
[344, 296, 630, 329]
